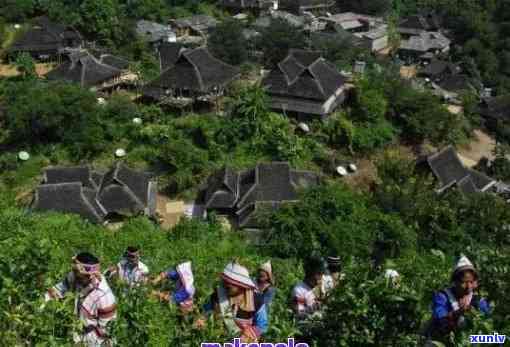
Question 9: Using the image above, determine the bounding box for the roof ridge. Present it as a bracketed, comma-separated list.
[182, 48, 205, 91]
[305, 60, 326, 97]
[428, 146, 471, 188]
[79, 186, 103, 222]
[236, 167, 259, 209]
[278, 55, 306, 86]
[111, 163, 146, 207]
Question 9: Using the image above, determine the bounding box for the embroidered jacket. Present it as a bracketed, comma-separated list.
[46, 272, 117, 346]
[116, 259, 149, 287]
[292, 281, 320, 318]
[203, 289, 269, 338]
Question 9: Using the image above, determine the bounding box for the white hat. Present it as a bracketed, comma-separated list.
[452, 254, 477, 279]
[222, 261, 256, 289]
[258, 261, 273, 284]
[115, 148, 126, 158]
[384, 269, 400, 280]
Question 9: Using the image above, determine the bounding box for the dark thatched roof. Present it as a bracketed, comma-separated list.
[427, 146, 469, 190]
[237, 162, 296, 210]
[480, 95, 510, 121]
[419, 60, 459, 78]
[99, 162, 155, 213]
[288, 49, 322, 67]
[456, 176, 478, 195]
[262, 50, 346, 101]
[32, 163, 157, 223]
[46, 51, 121, 87]
[399, 14, 441, 33]
[44, 166, 98, 190]
[426, 146, 495, 195]
[202, 162, 320, 228]
[439, 74, 473, 93]
[8, 16, 81, 54]
[158, 42, 185, 71]
[280, 0, 335, 13]
[220, 0, 263, 9]
[99, 54, 130, 70]
[33, 183, 105, 223]
[204, 167, 238, 209]
[144, 47, 240, 94]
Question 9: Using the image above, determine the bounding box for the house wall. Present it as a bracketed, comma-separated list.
[268, 86, 346, 117]
[398, 48, 424, 62]
[269, 96, 325, 116]
[371, 35, 389, 52]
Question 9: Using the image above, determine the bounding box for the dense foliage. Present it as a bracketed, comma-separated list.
[257, 18, 307, 67]
[394, 0, 510, 93]
[208, 19, 248, 66]
[0, 156, 509, 346]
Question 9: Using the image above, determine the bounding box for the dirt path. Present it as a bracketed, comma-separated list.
[156, 194, 185, 230]
[400, 65, 417, 79]
[458, 129, 495, 168]
[0, 63, 55, 77]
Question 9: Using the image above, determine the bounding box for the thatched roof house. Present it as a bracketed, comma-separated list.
[33, 163, 157, 223]
[8, 16, 81, 60]
[142, 47, 240, 103]
[279, 0, 335, 15]
[261, 49, 347, 118]
[425, 146, 495, 195]
[46, 51, 123, 88]
[203, 162, 320, 228]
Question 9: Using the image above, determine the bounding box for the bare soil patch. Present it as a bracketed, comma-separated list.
[458, 129, 496, 167]
[156, 193, 185, 230]
[400, 65, 417, 79]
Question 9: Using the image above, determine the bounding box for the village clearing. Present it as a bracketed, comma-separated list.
[458, 129, 496, 168]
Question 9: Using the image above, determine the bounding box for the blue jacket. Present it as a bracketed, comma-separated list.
[166, 269, 191, 305]
[203, 291, 269, 335]
[432, 287, 490, 332]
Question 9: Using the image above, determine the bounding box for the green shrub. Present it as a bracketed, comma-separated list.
[316, 264, 422, 346]
[262, 182, 415, 262]
[351, 119, 397, 153]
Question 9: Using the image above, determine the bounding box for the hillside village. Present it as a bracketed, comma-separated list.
[0, 1, 509, 346]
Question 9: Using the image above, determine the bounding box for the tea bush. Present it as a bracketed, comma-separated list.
[0, 189, 508, 345]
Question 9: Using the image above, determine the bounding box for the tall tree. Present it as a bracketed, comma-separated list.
[257, 18, 306, 67]
[14, 53, 36, 80]
[208, 19, 248, 66]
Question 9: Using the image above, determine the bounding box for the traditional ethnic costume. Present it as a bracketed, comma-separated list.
[429, 255, 490, 337]
[204, 262, 268, 342]
[45, 256, 117, 347]
[114, 258, 149, 287]
[255, 261, 276, 308]
[164, 261, 195, 313]
[321, 256, 342, 297]
[292, 281, 321, 319]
